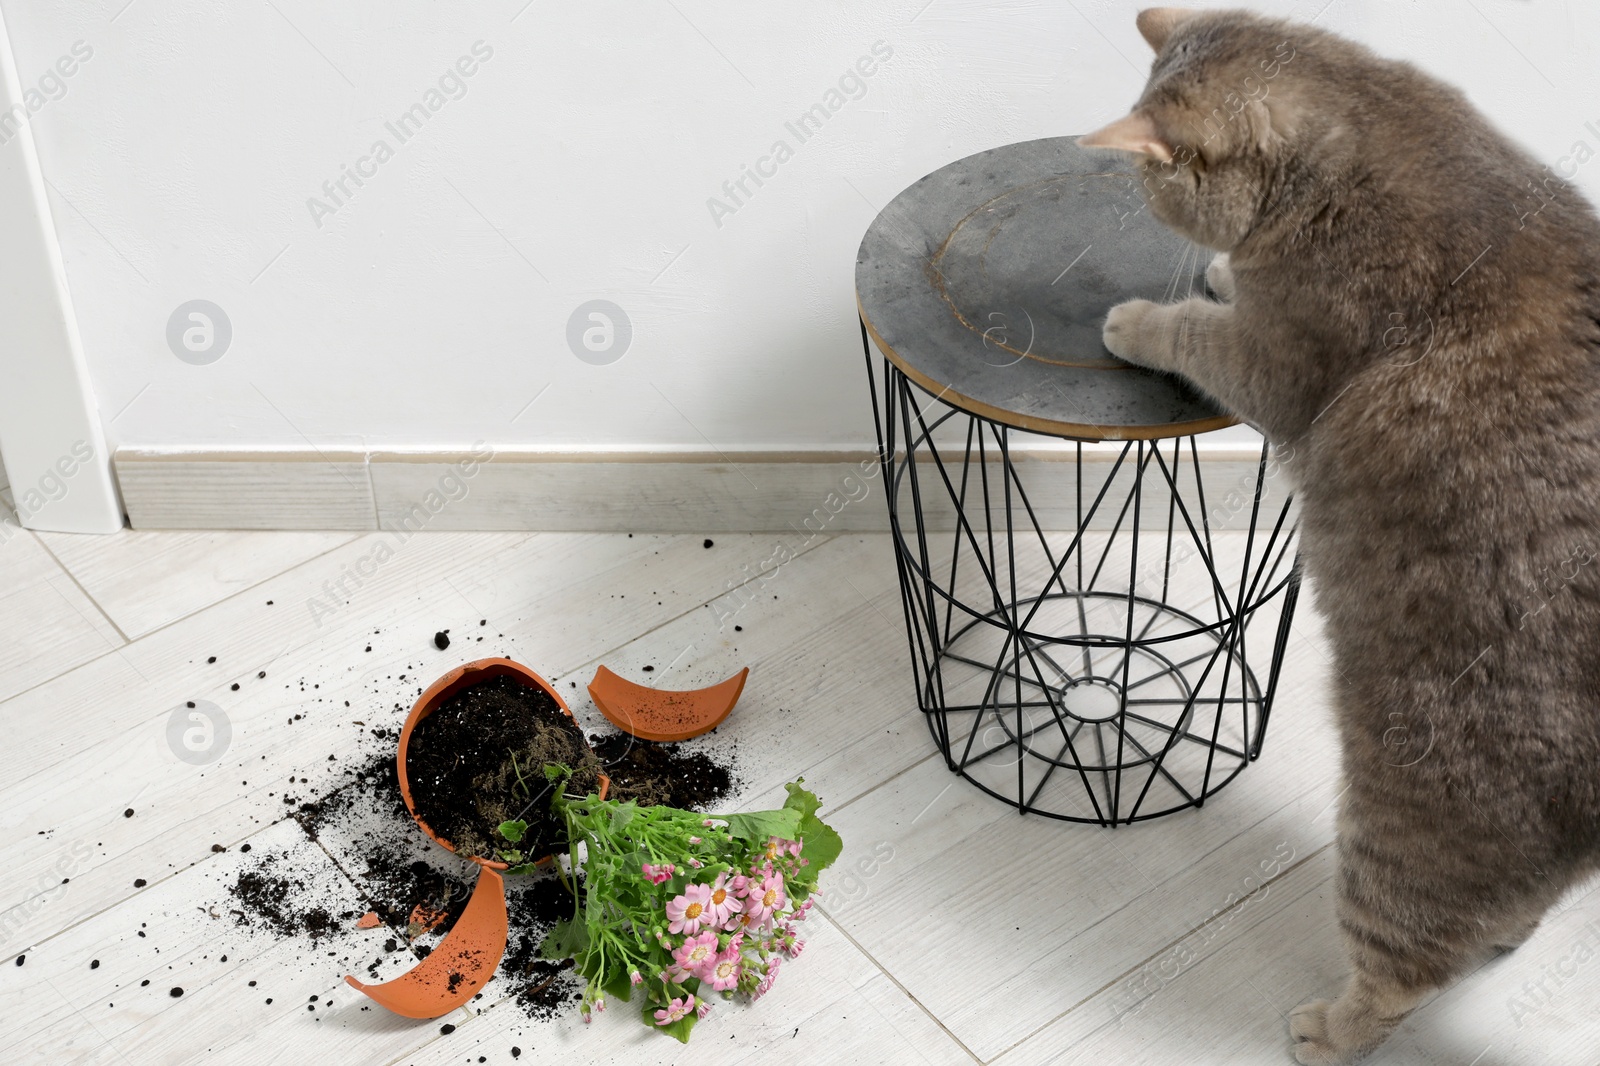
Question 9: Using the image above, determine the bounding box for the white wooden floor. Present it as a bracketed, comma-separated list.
[2, 500, 1598, 1065]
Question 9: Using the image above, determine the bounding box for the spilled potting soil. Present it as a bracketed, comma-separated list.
[589, 731, 735, 809]
[217, 671, 740, 1026]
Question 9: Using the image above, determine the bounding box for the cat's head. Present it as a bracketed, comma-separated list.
[1080, 7, 1323, 249]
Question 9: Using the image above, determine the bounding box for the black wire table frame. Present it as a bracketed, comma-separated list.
[862, 327, 1303, 826]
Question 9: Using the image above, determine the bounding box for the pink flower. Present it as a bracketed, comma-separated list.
[666, 882, 714, 935]
[654, 995, 696, 1026]
[706, 944, 742, 992]
[703, 872, 743, 927]
[766, 837, 802, 860]
[629, 969, 643, 986]
[642, 862, 676, 884]
[697, 1000, 712, 1019]
[726, 907, 770, 935]
[753, 956, 783, 1000]
[742, 870, 787, 926]
[667, 931, 719, 982]
[786, 937, 806, 959]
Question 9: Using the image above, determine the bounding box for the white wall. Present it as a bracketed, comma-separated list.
[3, 0, 1596, 455]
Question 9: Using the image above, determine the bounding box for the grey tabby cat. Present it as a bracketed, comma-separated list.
[1080, 7, 1600, 1064]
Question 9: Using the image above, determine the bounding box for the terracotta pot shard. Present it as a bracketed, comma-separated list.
[587, 664, 749, 742]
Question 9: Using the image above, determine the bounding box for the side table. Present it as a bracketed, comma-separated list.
[856, 136, 1301, 825]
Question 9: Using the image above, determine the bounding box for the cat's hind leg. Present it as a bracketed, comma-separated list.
[1289, 804, 1471, 1063]
[1486, 909, 1544, 956]
[1290, 794, 1560, 1064]
[1289, 971, 1427, 1065]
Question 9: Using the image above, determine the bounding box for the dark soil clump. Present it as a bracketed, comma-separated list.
[297, 752, 476, 936]
[503, 874, 582, 1018]
[406, 675, 601, 861]
[590, 732, 736, 810]
[228, 860, 343, 941]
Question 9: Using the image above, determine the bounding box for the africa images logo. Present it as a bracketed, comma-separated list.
[705, 41, 894, 228]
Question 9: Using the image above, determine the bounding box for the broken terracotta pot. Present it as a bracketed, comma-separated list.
[345, 656, 607, 1020]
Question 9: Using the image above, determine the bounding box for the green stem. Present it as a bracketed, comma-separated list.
[510, 751, 531, 799]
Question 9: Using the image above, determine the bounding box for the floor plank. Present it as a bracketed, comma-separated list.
[994, 850, 1600, 1066]
[392, 913, 976, 1066]
[35, 528, 360, 638]
[992, 852, 1340, 1066]
[0, 502, 125, 704]
[0, 819, 420, 1066]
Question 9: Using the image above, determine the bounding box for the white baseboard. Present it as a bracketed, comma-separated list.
[113, 444, 1294, 534]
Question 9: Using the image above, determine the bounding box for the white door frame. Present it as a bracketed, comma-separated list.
[0, 2, 120, 534]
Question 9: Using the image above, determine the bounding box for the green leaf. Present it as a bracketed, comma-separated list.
[783, 779, 822, 820]
[661, 1012, 698, 1042]
[497, 819, 527, 844]
[640, 986, 701, 1043]
[797, 814, 843, 871]
[602, 967, 636, 1003]
[503, 862, 541, 877]
[540, 916, 589, 960]
[720, 808, 801, 843]
[780, 780, 842, 870]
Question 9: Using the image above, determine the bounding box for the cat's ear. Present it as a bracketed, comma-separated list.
[1136, 7, 1197, 52]
[1078, 112, 1174, 163]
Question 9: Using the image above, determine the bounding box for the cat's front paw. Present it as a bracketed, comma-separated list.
[1206, 252, 1236, 301]
[1102, 298, 1158, 365]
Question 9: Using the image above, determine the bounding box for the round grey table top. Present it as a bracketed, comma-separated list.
[855, 136, 1236, 440]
